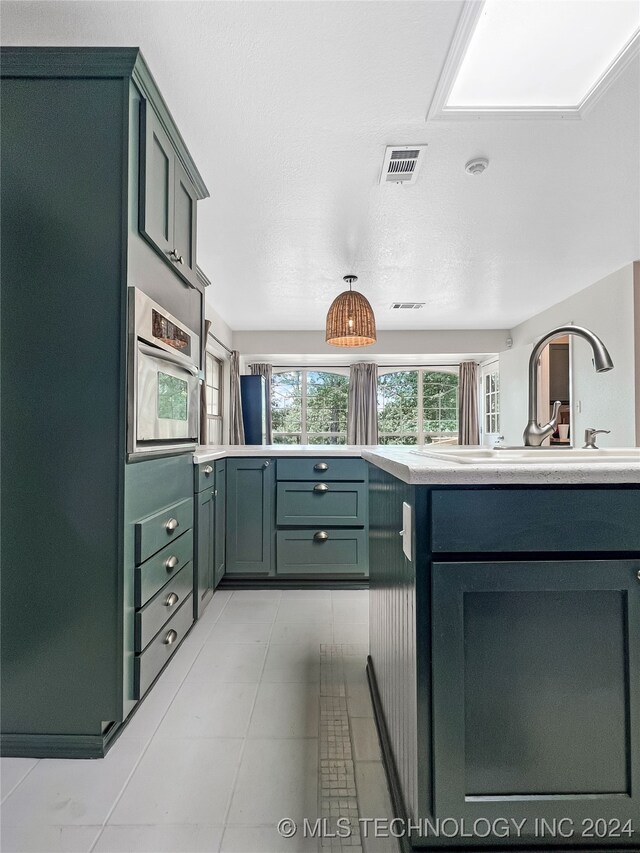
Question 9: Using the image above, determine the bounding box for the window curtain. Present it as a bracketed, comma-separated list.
[347, 362, 379, 445]
[229, 350, 245, 445]
[199, 320, 212, 444]
[458, 361, 480, 445]
[249, 362, 273, 444]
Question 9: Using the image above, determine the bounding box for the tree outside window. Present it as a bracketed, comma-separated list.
[272, 370, 348, 444]
[378, 369, 458, 444]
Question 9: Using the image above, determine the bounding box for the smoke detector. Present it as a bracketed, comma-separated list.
[465, 157, 489, 175]
[380, 145, 427, 185]
[390, 302, 425, 310]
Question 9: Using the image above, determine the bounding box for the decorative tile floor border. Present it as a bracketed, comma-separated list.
[319, 644, 367, 852]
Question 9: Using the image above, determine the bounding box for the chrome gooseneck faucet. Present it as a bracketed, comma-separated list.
[523, 325, 614, 447]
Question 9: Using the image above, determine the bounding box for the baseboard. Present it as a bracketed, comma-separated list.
[0, 731, 113, 759]
[219, 577, 369, 590]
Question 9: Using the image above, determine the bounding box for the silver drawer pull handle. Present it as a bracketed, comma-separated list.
[165, 592, 179, 607]
[314, 531, 329, 542]
[165, 518, 179, 532]
[165, 555, 179, 570]
[313, 483, 329, 493]
[263, 460, 271, 468]
[314, 462, 329, 472]
[168, 249, 184, 265]
[203, 465, 213, 476]
[164, 629, 178, 645]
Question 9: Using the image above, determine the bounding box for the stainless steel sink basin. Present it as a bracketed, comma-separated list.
[409, 447, 640, 465]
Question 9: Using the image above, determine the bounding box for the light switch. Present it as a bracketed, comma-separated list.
[402, 502, 412, 561]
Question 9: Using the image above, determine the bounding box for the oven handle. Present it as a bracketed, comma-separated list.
[137, 341, 199, 376]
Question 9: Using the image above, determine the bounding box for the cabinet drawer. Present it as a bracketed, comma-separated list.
[135, 497, 193, 564]
[135, 561, 194, 651]
[136, 529, 193, 607]
[195, 461, 216, 493]
[431, 488, 640, 553]
[277, 457, 366, 482]
[277, 529, 367, 575]
[134, 593, 193, 698]
[277, 482, 367, 526]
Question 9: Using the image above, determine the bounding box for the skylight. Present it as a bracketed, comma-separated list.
[430, 0, 640, 119]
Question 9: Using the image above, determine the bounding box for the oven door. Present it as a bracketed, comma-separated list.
[136, 341, 199, 444]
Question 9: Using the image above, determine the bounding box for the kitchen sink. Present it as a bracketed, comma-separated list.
[409, 446, 640, 465]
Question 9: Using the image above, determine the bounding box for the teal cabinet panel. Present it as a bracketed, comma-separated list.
[139, 100, 174, 258]
[139, 100, 199, 288]
[277, 482, 366, 527]
[431, 488, 640, 553]
[196, 486, 215, 615]
[173, 158, 198, 281]
[214, 460, 226, 586]
[135, 529, 193, 607]
[1, 72, 128, 738]
[431, 559, 640, 829]
[135, 497, 193, 565]
[277, 457, 366, 482]
[135, 561, 193, 651]
[195, 460, 216, 492]
[226, 458, 274, 574]
[134, 593, 193, 698]
[276, 529, 367, 575]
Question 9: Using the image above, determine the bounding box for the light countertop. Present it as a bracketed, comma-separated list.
[193, 444, 640, 485]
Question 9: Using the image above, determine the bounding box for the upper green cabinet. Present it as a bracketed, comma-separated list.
[140, 101, 199, 287]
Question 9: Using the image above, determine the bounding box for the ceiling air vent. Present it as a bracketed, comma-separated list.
[380, 145, 427, 185]
[390, 302, 425, 309]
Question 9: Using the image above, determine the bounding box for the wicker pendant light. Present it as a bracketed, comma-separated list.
[325, 275, 377, 347]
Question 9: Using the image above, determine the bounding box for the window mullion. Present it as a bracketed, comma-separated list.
[301, 369, 307, 444]
[417, 369, 424, 445]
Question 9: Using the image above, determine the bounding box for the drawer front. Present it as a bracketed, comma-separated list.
[195, 461, 216, 493]
[135, 497, 193, 564]
[277, 482, 367, 527]
[135, 561, 194, 651]
[277, 529, 368, 575]
[277, 457, 366, 482]
[431, 488, 640, 553]
[135, 593, 194, 698]
[136, 528, 194, 607]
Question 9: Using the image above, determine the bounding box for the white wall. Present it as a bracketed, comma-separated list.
[500, 264, 636, 446]
[233, 328, 507, 365]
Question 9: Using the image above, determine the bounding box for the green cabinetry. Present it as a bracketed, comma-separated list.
[194, 460, 226, 615]
[226, 458, 275, 575]
[368, 472, 640, 850]
[140, 101, 199, 288]
[0, 47, 207, 758]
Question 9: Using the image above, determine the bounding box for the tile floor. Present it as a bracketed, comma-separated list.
[0, 589, 396, 853]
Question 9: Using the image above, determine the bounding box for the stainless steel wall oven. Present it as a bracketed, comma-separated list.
[128, 288, 200, 454]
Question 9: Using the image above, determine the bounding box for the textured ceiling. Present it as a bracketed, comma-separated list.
[3, 1, 639, 331]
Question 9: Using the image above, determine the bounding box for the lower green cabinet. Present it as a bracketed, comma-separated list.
[430, 558, 640, 830]
[225, 458, 274, 574]
[194, 460, 226, 616]
[214, 459, 226, 586]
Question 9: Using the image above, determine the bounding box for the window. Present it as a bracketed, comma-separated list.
[272, 370, 348, 444]
[482, 364, 500, 436]
[378, 369, 459, 445]
[205, 351, 223, 444]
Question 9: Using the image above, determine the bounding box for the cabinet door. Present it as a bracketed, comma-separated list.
[431, 559, 640, 839]
[195, 486, 215, 617]
[140, 101, 174, 258]
[214, 460, 226, 586]
[226, 458, 274, 574]
[173, 158, 198, 282]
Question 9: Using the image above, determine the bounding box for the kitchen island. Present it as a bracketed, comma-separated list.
[360, 446, 639, 851]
